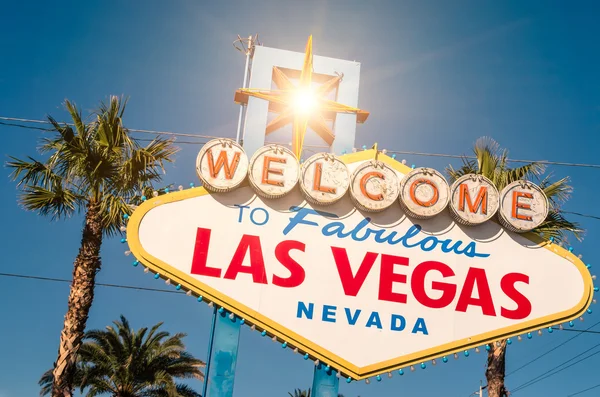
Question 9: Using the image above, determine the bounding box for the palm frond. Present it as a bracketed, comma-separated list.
[18, 184, 81, 220]
[6, 156, 62, 188]
[532, 209, 584, 243]
[539, 175, 572, 206]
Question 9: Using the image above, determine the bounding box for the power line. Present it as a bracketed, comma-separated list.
[552, 328, 600, 335]
[386, 149, 600, 170]
[0, 272, 182, 295]
[3, 116, 600, 170]
[510, 344, 600, 394]
[0, 117, 220, 140]
[567, 383, 600, 397]
[561, 211, 600, 221]
[507, 319, 600, 377]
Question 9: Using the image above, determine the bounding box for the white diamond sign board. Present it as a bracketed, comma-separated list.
[127, 149, 593, 380]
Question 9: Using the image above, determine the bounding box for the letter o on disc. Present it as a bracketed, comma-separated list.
[299, 153, 350, 205]
[350, 161, 400, 212]
[449, 174, 499, 225]
[248, 145, 299, 199]
[399, 168, 450, 219]
[196, 138, 249, 193]
[498, 180, 549, 233]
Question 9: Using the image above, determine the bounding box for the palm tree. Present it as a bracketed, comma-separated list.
[8, 97, 177, 397]
[446, 137, 581, 397]
[39, 315, 205, 397]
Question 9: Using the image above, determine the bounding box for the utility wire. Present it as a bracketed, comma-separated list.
[507, 319, 600, 377]
[3, 116, 600, 170]
[511, 344, 600, 394]
[567, 383, 600, 397]
[0, 272, 182, 295]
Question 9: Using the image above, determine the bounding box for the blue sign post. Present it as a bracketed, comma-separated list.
[203, 310, 241, 397]
[312, 364, 341, 397]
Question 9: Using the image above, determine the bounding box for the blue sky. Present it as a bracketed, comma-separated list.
[1, 0, 600, 396]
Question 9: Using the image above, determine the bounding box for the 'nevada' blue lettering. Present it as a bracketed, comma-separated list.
[283, 207, 489, 259]
[297, 301, 313, 319]
[345, 308, 361, 325]
[391, 314, 406, 331]
[412, 318, 429, 335]
[366, 312, 383, 329]
[322, 305, 336, 323]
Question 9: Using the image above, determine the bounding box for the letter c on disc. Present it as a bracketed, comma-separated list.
[350, 161, 400, 212]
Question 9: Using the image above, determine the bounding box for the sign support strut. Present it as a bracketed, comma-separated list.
[312, 364, 340, 397]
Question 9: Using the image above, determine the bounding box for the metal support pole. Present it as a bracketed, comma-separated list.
[204, 310, 241, 397]
[311, 363, 340, 397]
[235, 35, 252, 144]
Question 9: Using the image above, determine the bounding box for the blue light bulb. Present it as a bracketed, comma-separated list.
[420, 363, 426, 369]
[442, 356, 448, 363]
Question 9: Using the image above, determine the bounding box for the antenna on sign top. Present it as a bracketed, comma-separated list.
[233, 34, 260, 144]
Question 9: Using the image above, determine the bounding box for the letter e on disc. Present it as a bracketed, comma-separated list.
[300, 153, 350, 205]
[399, 168, 450, 219]
[498, 180, 549, 233]
[248, 145, 299, 199]
[196, 139, 248, 193]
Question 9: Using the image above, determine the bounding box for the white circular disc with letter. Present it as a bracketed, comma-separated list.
[300, 153, 350, 206]
[350, 161, 400, 213]
[196, 138, 248, 193]
[498, 180, 549, 233]
[449, 174, 499, 225]
[248, 145, 299, 199]
[399, 168, 450, 219]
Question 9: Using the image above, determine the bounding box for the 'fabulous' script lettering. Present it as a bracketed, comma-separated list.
[282, 207, 490, 259]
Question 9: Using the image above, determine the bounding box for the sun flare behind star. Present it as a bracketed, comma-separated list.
[234, 35, 370, 158]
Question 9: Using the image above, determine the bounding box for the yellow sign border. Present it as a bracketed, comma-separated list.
[127, 149, 594, 380]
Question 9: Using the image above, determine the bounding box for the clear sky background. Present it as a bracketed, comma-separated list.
[1, 1, 600, 396]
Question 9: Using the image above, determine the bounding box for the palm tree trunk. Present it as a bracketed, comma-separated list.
[485, 340, 508, 397]
[51, 202, 103, 397]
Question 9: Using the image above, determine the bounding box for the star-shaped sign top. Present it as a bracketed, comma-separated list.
[234, 36, 369, 158]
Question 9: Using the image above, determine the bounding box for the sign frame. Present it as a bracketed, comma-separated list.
[126, 148, 594, 380]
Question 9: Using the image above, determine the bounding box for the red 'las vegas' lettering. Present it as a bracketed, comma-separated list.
[331, 247, 378, 296]
[191, 228, 532, 320]
[500, 272, 531, 319]
[455, 268, 496, 316]
[411, 261, 457, 309]
[272, 240, 306, 288]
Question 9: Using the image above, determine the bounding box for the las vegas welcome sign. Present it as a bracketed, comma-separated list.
[127, 139, 593, 380]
